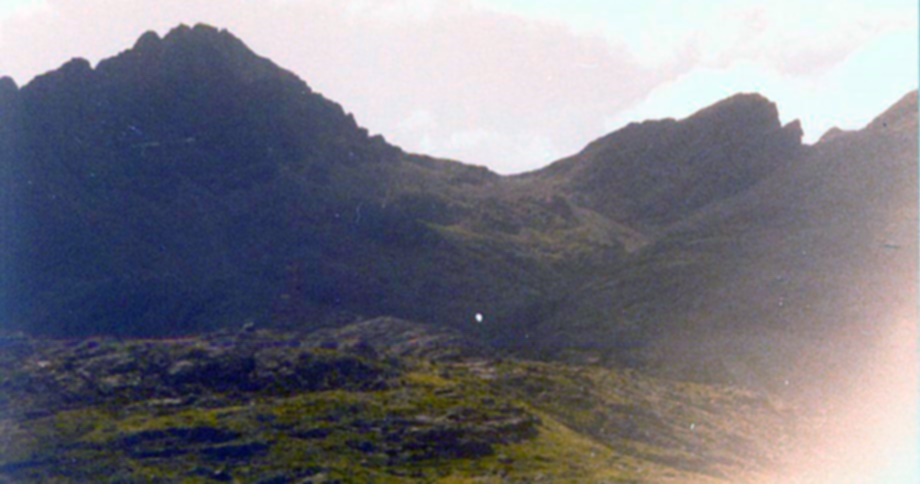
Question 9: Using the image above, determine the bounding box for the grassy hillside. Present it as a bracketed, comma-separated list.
[0, 322, 793, 483]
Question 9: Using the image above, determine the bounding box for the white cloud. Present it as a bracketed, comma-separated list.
[343, 0, 443, 23]
[397, 109, 437, 133]
[447, 128, 494, 151]
[0, 0, 47, 20]
[472, 0, 914, 75]
[0, 0, 49, 52]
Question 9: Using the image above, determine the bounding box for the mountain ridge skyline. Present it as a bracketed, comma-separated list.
[3, 22, 911, 176]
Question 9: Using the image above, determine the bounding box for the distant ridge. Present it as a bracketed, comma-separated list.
[532, 92, 804, 229]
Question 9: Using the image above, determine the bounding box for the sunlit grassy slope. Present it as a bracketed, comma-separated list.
[0, 326, 792, 483]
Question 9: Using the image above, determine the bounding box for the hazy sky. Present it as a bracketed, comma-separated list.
[0, 0, 916, 173]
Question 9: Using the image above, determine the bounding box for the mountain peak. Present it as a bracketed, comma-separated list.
[160, 23, 243, 49]
[130, 23, 254, 59]
[818, 126, 847, 143]
[132, 30, 161, 51]
[783, 118, 803, 138]
[0, 76, 17, 94]
[90, 23, 295, 89]
[59, 57, 93, 76]
[685, 92, 782, 131]
[131, 24, 226, 52]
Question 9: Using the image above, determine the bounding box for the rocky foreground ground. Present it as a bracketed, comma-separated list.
[1, 318, 796, 483]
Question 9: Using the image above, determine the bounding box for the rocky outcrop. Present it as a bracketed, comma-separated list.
[0, 327, 394, 416]
[303, 317, 490, 361]
[0, 326, 544, 483]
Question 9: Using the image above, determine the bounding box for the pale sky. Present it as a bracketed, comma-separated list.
[0, 0, 916, 173]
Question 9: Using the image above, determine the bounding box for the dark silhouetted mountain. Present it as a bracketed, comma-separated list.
[529, 91, 918, 396]
[0, 24, 558, 340]
[531, 93, 803, 231]
[0, 24, 915, 402]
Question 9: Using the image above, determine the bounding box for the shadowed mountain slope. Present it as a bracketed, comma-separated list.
[531, 93, 804, 232]
[0, 25, 563, 340]
[531, 91, 918, 394]
[0, 24, 915, 399]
